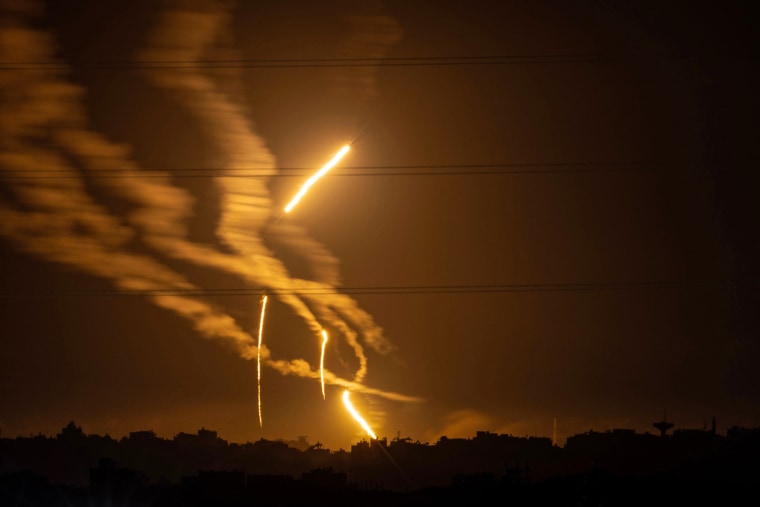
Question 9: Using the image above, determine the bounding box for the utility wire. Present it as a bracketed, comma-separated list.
[0, 281, 752, 298]
[1, 162, 654, 180]
[0, 54, 611, 71]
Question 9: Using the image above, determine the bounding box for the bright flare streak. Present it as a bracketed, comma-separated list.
[284, 144, 350, 213]
[342, 390, 377, 439]
[320, 329, 328, 399]
[257, 295, 268, 428]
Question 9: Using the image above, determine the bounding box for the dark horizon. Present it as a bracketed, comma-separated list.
[2, 413, 752, 450]
[3, 417, 758, 505]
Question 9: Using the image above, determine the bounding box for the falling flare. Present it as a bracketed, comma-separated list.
[320, 329, 328, 399]
[284, 144, 351, 213]
[342, 389, 377, 439]
[257, 295, 268, 428]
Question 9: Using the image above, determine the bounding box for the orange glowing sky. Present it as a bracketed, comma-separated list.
[0, 0, 758, 451]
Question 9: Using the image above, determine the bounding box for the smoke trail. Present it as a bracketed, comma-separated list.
[0, 2, 261, 359]
[265, 220, 342, 286]
[0, 0, 419, 414]
[136, 0, 394, 378]
[265, 358, 420, 402]
[134, 2, 335, 337]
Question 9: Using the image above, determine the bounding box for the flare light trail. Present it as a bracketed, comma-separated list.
[257, 295, 268, 428]
[342, 389, 377, 439]
[284, 144, 351, 213]
[320, 329, 328, 399]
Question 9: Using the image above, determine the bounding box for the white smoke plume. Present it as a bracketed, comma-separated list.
[135, 0, 395, 381]
[0, 1, 260, 359]
[0, 0, 415, 403]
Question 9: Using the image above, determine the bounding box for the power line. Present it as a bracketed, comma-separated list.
[0, 54, 611, 71]
[0, 281, 751, 298]
[1, 162, 654, 180]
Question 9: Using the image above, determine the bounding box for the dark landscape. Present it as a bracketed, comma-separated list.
[2, 419, 759, 505]
[2, 1, 759, 505]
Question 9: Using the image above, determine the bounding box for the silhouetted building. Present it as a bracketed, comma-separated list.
[280, 435, 311, 451]
[653, 410, 675, 437]
[2, 420, 759, 503]
[174, 428, 227, 448]
[56, 421, 85, 442]
[127, 430, 161, 444]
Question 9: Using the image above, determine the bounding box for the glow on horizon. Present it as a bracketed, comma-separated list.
[284, 144, 350, 213]
[342, 389, 377, 439]
[257, 295, 268, 428]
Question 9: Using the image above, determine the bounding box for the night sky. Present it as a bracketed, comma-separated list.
[1, 0, 758, 451]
